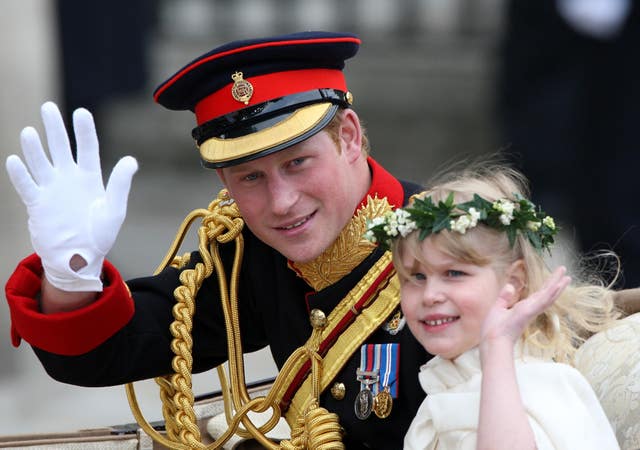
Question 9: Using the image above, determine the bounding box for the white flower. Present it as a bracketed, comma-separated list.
[493, 199, 515, 214]
[394, 208, 411, 222]
[451, 215, 472, 234]
[542, 216, 556, 230]
[398, 220, 417, 237]
[384, 224, 398, 237]
[467, 207, 481, 227]
[493, 199, 515, 225]
[382, 208, 415, 237]
[527, 221, 541, 231]
[502, 200, 515, 216]
[370, 216, 386, 226]
[450, 208, 483, 234]
[364, 230, 376, 242]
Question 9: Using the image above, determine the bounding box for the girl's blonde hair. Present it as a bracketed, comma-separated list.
[392, 160, 622, 363]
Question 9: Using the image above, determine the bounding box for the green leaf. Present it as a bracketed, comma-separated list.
[507, 227, 517, 247]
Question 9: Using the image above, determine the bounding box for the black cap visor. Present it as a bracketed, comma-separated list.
[195, 89, 349, 168]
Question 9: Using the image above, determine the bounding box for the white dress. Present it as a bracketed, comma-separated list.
[404, 346, 620, 450]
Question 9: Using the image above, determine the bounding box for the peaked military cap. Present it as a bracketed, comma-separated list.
[153, 31, 361, 168]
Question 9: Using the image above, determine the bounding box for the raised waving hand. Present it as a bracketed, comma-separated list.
[482, 266, 571, 346]
[476, 266, 571, 450]
[5, 102, 138, 292]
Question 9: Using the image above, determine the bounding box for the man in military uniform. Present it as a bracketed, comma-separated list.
[5, 32, 428, 448]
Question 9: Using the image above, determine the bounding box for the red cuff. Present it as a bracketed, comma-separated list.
[5, 254, 135, 356]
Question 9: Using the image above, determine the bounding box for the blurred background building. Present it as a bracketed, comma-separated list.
[1, 0, 637, 437]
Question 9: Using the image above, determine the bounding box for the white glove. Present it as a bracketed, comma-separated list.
[5, 101, 138, 292]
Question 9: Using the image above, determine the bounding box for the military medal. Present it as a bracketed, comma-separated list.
[354, 386, 374, 420]
[373, 386, 393, 418]
[356, 343, 399, 420]
[355, 368, 378, 420]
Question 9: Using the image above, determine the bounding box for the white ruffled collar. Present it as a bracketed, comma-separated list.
[418, 341, 538, 394]
[418, 348, 482, 394]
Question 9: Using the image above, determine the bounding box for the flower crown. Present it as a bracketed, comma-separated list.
[364, 192, 558, 252]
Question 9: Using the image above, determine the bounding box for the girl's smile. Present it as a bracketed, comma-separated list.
[398, 237, 512, 360]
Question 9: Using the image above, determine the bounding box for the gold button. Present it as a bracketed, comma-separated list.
[346, 91, 354, 105]
[309, 309, 327, 329]
[330, 382, 346, 400]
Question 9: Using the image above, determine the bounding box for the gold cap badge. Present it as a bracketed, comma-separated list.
[231, 71, 254, 105]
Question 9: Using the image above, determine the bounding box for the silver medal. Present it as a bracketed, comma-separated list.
[354, 388, 374, 420]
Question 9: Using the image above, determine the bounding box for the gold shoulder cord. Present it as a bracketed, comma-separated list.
[124, 190, 397, 449]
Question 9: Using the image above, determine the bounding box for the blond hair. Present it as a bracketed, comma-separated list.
[392, 161, 622, 364]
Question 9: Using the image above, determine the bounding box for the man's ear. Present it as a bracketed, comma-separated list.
[505, 259, 527, 306]
[339, 109, 362, 162]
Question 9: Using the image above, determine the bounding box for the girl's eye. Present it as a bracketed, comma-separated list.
[446, 270, 465, 278]
[412, 272, 426, 281]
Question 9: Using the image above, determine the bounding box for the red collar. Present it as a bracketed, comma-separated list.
[358, 157, 404, 213]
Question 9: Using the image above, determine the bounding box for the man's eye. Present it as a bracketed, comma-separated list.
[243, 173, 259, 181]
[289, 157, 306, 167]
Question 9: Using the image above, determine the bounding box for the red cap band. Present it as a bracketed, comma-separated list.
[194, 68, 347, 125]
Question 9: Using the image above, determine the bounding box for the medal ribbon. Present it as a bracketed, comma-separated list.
[359, 343, 399, 398]
[358, 344, 379, 392]
[281, 254, 401, 424]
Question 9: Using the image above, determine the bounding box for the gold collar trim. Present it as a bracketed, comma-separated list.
[288, 195, 393, 291]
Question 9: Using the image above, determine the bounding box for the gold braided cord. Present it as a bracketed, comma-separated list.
[217, 365, 234, 428]
[165, 195, 247, 449]
[130, 207, 212, 447]
[126, 381, 191, 450]
[125, 191, 284, 449]
[126, 189, 351, 449]
[126, 204, 212, 449]
[153, 208, 212, 275]
[200, 194, 346, 449]
[280, 402, 344, 450]
[206, 209, 289, 449]
[216, 364, 278, 441]
[277, 327, 344, 449]
[126, 193, 230, 449]
[156, 375, 180, 441]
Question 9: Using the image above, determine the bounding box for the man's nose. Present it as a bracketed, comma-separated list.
[267, 176, 299, 216]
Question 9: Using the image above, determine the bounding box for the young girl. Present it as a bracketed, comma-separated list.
[366, 163, 621, 450]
